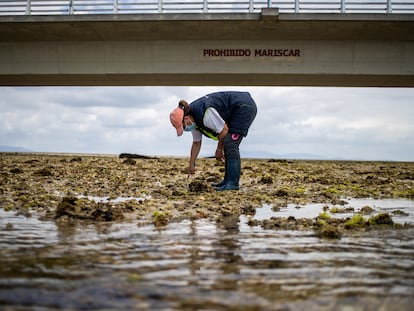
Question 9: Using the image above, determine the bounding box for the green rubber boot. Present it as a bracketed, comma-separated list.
[212, 161, 227, 187]
[215, 158, 240, 191]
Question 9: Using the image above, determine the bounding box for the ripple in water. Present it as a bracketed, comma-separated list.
[1, 199, 413, 310]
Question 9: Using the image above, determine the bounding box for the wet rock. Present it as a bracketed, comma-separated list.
[316, 212, 331, 222]
[119, 153, 156, 159]
[205, 176, 219, 183]
[272, 206, 281, 212]
[344, 214, 367, 229]
[219, 206, 233, 217]
[188, 179, 211, 193]
[330, 206, 354, 213]
[318, 177, 333, 185]
[360, 205, 374, 215]
[262, 219, 280, 230]
[55, 196, 123, 221]
[241, 203, 256, 216]
[247, 218, 260, 226]
[92, 206, 123, 222]
[122, 158, 136, 165]
[33, 167, 53, 177]
[287, 216, 296, 222]
[171, 189, 186, 196]
[267, 159, 287, 163]
[262, 217, 295, 230]
[368, 213, 393, 226]
[392, 209, 409, 216]
[316, 224, 342, 239]
[275, 187, 290, 197]
[331, 198, 348, 206]
[259, 175, 273, 184]
[397, 172, 414, 180]
[24, 159, 39, 165]
[10, 168, 23, 174]
[152, 211, 170, 226]
[55, 197, 79, 219]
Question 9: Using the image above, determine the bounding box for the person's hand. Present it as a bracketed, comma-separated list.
[215, 148, 224, 161]
[188, 163, 196, 176]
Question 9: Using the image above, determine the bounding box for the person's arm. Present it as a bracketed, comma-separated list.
[215, 123, 228, 161]
[189, 140, 202, 175]
[203, 108, 227, 161]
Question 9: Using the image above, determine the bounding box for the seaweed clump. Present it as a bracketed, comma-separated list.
[55, 197, 123, 221]
[316, 224, 342, 239]
[344, 213, 394, 230]
[368, 213, 394, 226]
[152, 210, 170, 227]
[33, 167, 53, 177]
[188, 179, 212, 193]
[344, 214, 367, 229]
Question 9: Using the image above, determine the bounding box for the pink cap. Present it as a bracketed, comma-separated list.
[170, 107, 184, 136]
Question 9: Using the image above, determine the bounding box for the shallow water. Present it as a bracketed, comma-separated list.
[1, 199, 414, 310]
[254, 198, 414, 224]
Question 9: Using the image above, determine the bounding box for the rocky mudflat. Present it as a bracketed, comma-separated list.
[1, 153, 413, 238]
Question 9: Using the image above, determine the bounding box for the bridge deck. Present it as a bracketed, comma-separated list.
[1, 12, 414, 41]
[1, 10, 413, 87]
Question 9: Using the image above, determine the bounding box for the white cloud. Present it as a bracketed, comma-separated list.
[1, 86, 413, 161]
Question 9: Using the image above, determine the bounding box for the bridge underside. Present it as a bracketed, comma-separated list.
[1, 12, 413, 87]
[1, 73, 413, 87]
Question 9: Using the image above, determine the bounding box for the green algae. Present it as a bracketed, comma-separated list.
[368, 213, 394, 226]
[1, 153, 413, 236]
[152, 210, 170, 227]
[344, 214, 367, 229]
[316, 224, 342, 239]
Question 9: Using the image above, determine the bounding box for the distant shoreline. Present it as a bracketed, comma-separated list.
[0, 151, 412, 163]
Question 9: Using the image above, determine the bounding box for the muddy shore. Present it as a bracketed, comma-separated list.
[1, 153, 413, 238]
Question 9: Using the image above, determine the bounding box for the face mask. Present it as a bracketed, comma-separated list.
[184, 121, 196, 132]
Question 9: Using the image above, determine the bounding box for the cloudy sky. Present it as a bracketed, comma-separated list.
[1, 86, 413, 161]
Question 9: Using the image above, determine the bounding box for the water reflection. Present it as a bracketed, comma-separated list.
[1, 200, 414, 310]
[214, 216, 243, 291]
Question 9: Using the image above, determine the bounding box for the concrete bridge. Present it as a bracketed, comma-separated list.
[0, 1, 413, 87]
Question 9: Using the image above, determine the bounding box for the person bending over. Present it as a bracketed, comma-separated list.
[169, 91, 257, 191]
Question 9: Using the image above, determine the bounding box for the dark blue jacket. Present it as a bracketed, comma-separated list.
[189, 91, 257, 138]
